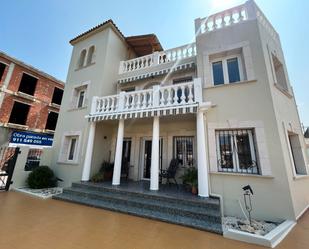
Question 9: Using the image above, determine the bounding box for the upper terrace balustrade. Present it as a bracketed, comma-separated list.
[87, 79, 203, 121]
[118, 43, 197, 83]
[198, 4, 248, 34]
[195, 0, 279, 41]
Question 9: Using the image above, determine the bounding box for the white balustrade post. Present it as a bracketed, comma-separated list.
[152, 85, 160, 108]
[196, 103, 210, 197]
[118, 61, 125, 74]
[152, 52, 160, 66]
[245, 0, 257, 20]
[193, 78, 203, 103]
[194, 18, 202, 35]
[112, 119, 125, 185]
[150, 116, 160, 191]
[91, 96, 98, 114]
[81, 122, 96, 181]
[118, 91, 125, 112]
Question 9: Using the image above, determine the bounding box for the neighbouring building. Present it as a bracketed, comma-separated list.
[0, 51, 64, 169]
[0, 51, 64, 144]
[49, 0, 309, 234]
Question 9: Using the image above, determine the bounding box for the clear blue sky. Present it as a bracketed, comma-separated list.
[0, 0, 308, 125]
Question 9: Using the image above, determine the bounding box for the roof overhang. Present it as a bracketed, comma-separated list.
[125, 34, 163, 56]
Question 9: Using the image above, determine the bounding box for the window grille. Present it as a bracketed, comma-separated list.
[215, 129, 259, 174]
[25, 149, 42, 171]
[173, 136, 194, 167]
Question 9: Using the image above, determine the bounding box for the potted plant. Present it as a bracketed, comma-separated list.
[191, 179, 198, 195]
[91, 162, 114, 183]
[182, 167, 198, 195]
[100, 161, 114, 181]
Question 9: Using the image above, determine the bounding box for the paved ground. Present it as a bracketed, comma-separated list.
[0, 191, 308, 249]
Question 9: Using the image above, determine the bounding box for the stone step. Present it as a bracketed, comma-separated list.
[71, 182, 220, 209]
[53, 192, 223, 234]
[63, 187, 221, 222]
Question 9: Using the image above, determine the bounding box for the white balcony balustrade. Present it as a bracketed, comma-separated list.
[88, 79, 203, 121]
[195, 0, 279, 41]
[198, 4, 248, 34]
[119, 43, 197, 75]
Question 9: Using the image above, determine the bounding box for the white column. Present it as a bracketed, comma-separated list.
[81, 122, 96, 181]
[112, 119, 124, 185]
[196, 108, 209, 197]
[150, 116, 160, 190]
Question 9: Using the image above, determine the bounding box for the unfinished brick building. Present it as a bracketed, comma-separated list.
[0, 51, 64, 146]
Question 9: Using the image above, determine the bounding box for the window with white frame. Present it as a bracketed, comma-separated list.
[68, 137, 77, 161]
[59, 134, 80, 163]
[71, 84, 88, 109]
[211, 54, 244, 85]
[173, 136, 194, 167]
[215, 129, 259, 174]
[272, 54, 288, 91]
[287, 132, 307, 175]
[77, 90, 85, 108]
[86, 46, 95, 65]
[77, 49, 87, 69]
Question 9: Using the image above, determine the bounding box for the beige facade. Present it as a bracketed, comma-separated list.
[47, 1, 309, 222]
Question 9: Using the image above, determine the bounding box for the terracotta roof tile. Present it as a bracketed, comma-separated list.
[69, 19, 125, 45]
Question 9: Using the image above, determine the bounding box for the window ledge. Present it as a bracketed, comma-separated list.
[206, 79, 257, 89]
[5, 123, 29, 130]
[293, 174, 309, 180]
[16, 91, 36, 101]
[67, 106, 88, 112]
[57, 161, 79, 165]
[273, 83, 293, 98]
[49, 103, 61, 109]
[210, 171, 274, 179]
[75, 62, 95, 71]
[43, 129, 55, 134]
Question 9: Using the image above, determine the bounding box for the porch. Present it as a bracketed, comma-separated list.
[82, 81, 212, 196]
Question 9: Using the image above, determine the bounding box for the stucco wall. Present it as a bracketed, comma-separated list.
[196, 19, 295, 221]
[257, 16, 309, 219]
[50, 26, 128, 187]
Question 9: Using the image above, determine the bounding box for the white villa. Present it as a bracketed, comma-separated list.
[49, 0, 309, 234]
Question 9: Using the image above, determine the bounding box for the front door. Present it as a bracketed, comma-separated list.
[121, 139, 132, 179]
[141, 138, 163, 180]
[143, 140, 152, 179]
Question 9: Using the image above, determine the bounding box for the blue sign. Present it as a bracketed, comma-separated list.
[10, 131, 53, 147]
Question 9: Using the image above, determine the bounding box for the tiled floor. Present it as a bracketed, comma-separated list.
[82, 180, 219, 203]
[0, 191, 308, 249]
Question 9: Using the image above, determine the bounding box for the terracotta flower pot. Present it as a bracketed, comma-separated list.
[104, 171, 113, 181]
[191, 186, 198, 195]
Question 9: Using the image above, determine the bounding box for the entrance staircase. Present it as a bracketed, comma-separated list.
[53, 181, 222, 234]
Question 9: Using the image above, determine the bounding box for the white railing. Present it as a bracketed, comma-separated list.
[196, 0, 279, 42]
[198, 4, 248, 34]
[90, 80, 202, 116]
[157, 43, 196, 64]
[119, 43, 196, 74]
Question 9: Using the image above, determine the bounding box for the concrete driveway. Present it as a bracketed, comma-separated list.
[0, 191, 308, 249]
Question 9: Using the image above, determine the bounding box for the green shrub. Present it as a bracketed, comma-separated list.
[100, 161, 114, 173]
[27, 166, 56, 189]
[182, 167, 198, 187]
[91, 172, 105, 182]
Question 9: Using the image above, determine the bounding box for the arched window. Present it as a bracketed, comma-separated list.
[86, 46, 95, 65]
[78, 49, 87, 68]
